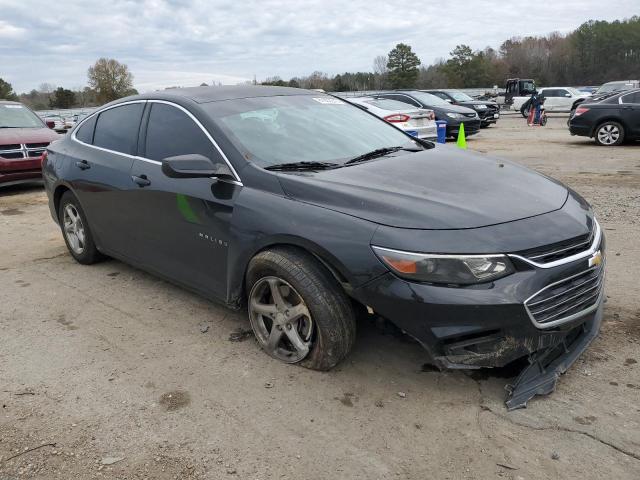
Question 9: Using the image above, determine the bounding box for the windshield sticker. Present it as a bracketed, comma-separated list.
[3, 105, 24, 109]
[312, 97, 345, 105]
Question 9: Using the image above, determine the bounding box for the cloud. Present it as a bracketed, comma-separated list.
[1, 0, 639, 94]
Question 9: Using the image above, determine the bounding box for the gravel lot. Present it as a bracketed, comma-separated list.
[1, 115, 639, 479]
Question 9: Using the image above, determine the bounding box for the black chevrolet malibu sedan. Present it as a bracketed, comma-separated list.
[43, 86, 605, 409]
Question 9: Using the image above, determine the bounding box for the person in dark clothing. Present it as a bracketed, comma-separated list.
[527, 90, 545, 125]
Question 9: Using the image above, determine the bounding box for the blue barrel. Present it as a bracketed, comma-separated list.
[436, 120, 447, 144]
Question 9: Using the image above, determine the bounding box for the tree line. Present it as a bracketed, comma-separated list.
[262, 16, 640, 91]
[1, 16, 637, 109]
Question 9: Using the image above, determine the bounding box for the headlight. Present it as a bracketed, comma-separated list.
[475, 104, 487, 110]
[446, 113, 464, 119]
[372, 246, 515, 285]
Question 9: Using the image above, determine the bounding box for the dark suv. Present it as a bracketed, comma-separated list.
[376, 91, 481, 139]
[423, 90, 500, 127]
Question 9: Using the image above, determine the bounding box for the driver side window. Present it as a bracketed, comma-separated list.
[144, 103, 220, 163]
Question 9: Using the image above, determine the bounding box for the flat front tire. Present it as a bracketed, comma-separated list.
[246, 247, 356, 371]
[594, 121, 624, 146]
[58, 191, 103, 264]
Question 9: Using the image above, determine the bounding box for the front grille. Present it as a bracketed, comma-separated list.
[0, 151, 24, 159]
[26, 142, 49, 149]
[525, 266, 604, 327]
[0, 142, 49, 160]
[516, 228, 595, 264]
[0, 144, 21, 151]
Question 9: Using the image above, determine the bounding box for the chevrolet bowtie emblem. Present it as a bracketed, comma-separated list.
[588, 250, 603, 267]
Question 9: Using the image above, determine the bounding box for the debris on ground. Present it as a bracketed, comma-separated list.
[397, 392, 406, 398]
[199, 323, 210, 334]
[228, 328, 253, 342]
[101, 456, 125, 465]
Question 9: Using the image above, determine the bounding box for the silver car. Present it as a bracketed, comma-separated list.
[345, 96, 437, 140]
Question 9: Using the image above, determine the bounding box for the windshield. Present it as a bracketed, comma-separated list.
[596, 82, 633, 94]
[0, 103, 44, 128]
[364, 98, 416, 111]
[449, 91, 474, 101]
[565, 87, 583, 96]
[408, 92, 449, 106]
[205, 95, 415, 168]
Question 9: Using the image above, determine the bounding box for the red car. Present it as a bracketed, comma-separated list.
[1, 100, 60, 187]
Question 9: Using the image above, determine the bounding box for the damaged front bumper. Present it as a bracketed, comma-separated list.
[354, 251, 605, 409]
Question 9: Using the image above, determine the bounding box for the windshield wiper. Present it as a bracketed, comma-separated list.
[345, 146, 421, 165]
[264, 161, 339, 171]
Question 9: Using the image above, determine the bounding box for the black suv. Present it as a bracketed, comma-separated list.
[569, 88, 640, 146]
[423, 90, 500, 127]
[376, 91, 481, 139]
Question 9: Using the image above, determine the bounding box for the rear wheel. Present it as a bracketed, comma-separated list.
[246, 247, 356, 371]
[594, 121, 624, 146]
[58, 191, 103, 264]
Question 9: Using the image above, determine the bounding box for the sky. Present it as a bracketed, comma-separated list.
[1, 0, 638, 94]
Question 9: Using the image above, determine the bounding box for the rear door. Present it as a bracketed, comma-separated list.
[619, 91, 640, 137]
[70, 101, 145, 258]
[127, 101, 241, 299]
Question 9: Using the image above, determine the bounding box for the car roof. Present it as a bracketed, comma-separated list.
[128, 85, 316, 105]
[0, 100, 23, 105]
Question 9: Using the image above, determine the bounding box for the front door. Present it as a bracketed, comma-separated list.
[127, 101, 241, 300]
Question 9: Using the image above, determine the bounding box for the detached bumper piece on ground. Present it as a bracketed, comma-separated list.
[506, 301, 603, 410]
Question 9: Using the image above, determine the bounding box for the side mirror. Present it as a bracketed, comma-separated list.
[45, 120, 55, 129]
[445, 98, 453, 103]
[161, 154, 234, 180]
[565, 93, 571, 97]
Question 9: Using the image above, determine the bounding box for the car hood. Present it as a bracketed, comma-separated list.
[0, 127, 60, 145]
[276, 146, 568, 230]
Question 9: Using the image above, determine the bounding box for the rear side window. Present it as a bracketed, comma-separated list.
[75, 115, 96, 144]
[621, 92, 640, 104]
[93, 103, 144, 155]
[144, 103, 217, 162]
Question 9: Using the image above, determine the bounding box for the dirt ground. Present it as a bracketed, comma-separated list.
[1, 114, 639, 480]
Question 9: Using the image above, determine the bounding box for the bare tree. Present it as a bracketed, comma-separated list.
[373, 55, 388, 75]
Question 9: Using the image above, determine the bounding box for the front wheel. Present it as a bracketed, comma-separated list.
[521, 106, 530, 118]
[595, 121, 624, 146]
[246, 247, 356, 371]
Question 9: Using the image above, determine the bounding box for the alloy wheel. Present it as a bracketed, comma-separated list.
[597, 124, 620, 145]
[248, 276, 314, 363]
[63, 204, 86, 254]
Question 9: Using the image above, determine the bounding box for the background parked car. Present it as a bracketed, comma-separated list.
[514, 87, 589, 117]
[376, 91, 481, 139]
[570, 80, 640, 115]
[0, 100, 60, 187]
[39, 113, 68, 133]
[344, 96, 437, 139]
[569, 88, 640, 146]
[423, 89, 500, 127]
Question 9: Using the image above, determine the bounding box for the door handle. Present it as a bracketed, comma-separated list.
[132, 174, 151, 187]
[75, 160, 90, 170]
